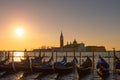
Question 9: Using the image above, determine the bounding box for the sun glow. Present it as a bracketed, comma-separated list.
[16, 28, 24, 36]
[14, 52, 24, 62]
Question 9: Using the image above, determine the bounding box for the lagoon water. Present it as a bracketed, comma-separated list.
[0, 51, 120, 80]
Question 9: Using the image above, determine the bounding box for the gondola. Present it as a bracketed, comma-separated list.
[31, 54, 44, 66]
[0, 56, 31, 72]
[77, 56, 92, 77]
[114, 55, 120, 74]
[0, 61, 17, 72]
[32, 56, 54, 74]
[14, 56, 31, 71]
[0, 57, 9, 65]
[0, 57, 13, 71]
[96, 56, 109, 77]
[15, 55, 44, 71]
[54, 56, 77, 75]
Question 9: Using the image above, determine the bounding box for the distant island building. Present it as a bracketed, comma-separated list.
[53, 32, 106, 52]
[86, 46, 106, 52]
[33, 32, 106, 52]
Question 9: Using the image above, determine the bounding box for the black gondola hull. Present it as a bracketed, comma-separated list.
[78, 67, 92, 77]
[97, 68, 109, 78]
[0, 65, 13, 71]
[32, 66, 54, 74]
[54, 67, 73, 74]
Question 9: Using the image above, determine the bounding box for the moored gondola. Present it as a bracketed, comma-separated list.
[0, 62, 13, 72]
[114, 55, 120, 74]
[13, 56, 31, 71]
[54, 56, 77, 75]
[31, 54, 44, 66]
[32, 56, 54, 74]
[14, 55, 44, 72]
[96, 56, 109, 77]
[0, 57, 9, 65]
[0, 57, 13, 72]
[0, 57, 30, 72]
[77, 56, 92, 77]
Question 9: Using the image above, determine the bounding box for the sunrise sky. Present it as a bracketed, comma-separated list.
[0, 0, 120, 50]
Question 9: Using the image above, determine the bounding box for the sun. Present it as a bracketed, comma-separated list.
[16, 28, 24, 36]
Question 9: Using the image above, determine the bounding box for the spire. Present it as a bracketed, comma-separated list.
[60, 31, 63, 38]
[60, 31, 64, 48]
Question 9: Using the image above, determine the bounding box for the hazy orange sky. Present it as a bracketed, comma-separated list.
[0, 0, 120, 50]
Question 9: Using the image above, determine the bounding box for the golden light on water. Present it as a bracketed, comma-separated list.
[14, 52, 24, 62]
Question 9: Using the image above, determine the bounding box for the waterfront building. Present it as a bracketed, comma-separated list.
[86, 46, 106, 52]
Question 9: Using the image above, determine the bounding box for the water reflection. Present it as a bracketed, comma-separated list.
[14, 52, 24, 62]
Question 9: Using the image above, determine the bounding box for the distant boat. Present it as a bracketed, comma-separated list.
[96, 56, 109, 77]
[77, 56, 92, 77]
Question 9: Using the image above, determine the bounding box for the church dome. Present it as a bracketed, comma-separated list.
[73, 39, 77, 44]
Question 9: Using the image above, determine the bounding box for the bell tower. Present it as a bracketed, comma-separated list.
[60, 32, 64, 48]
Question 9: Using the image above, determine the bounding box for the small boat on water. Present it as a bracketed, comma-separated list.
[14, 56, 31, 71]
[54, 56, 77, 75]
[31, 54, 44, 66]
[32, 56, 54, 74]
[0, 57, 9, 65]
[77, 56, 92, 77]
[15, 55, 44, 72]
[0, 56, 31, 72]
[0, 57, 14, 72]
[114, 55, 120, 74]
[96, 56, 109, 77]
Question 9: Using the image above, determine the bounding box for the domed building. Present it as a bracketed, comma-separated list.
[73, 39, 77, 45]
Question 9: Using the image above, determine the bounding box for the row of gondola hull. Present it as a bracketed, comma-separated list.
[96, 55, 120, 78]
[1, 55, 120, 78]
[0, 56, 93, 78]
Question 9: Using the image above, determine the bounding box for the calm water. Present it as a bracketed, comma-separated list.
[0, 51, 120, 80]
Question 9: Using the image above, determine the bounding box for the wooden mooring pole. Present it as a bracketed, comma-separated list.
[108, 51, 110, 65]
[39, 50, 41, 57]
[24, 49, 27, 59]
[34, 51, 36, 58]
[92, 51, 95, 78]
[7, 51, 9, 58]
[119, 51, 120, 59]
[66, 51, 67, 62]
[79, 51, 81, 66]
[43, 51, 45, 62]
[12, 51, 16, 71]
[56, 51, 57, 62]
[73, 50, 75, 58]
[113, 48, 116, 72]
[5, 51, 7, 59]
[92, 51, 95, 70]
[65, 51, 67, 57]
